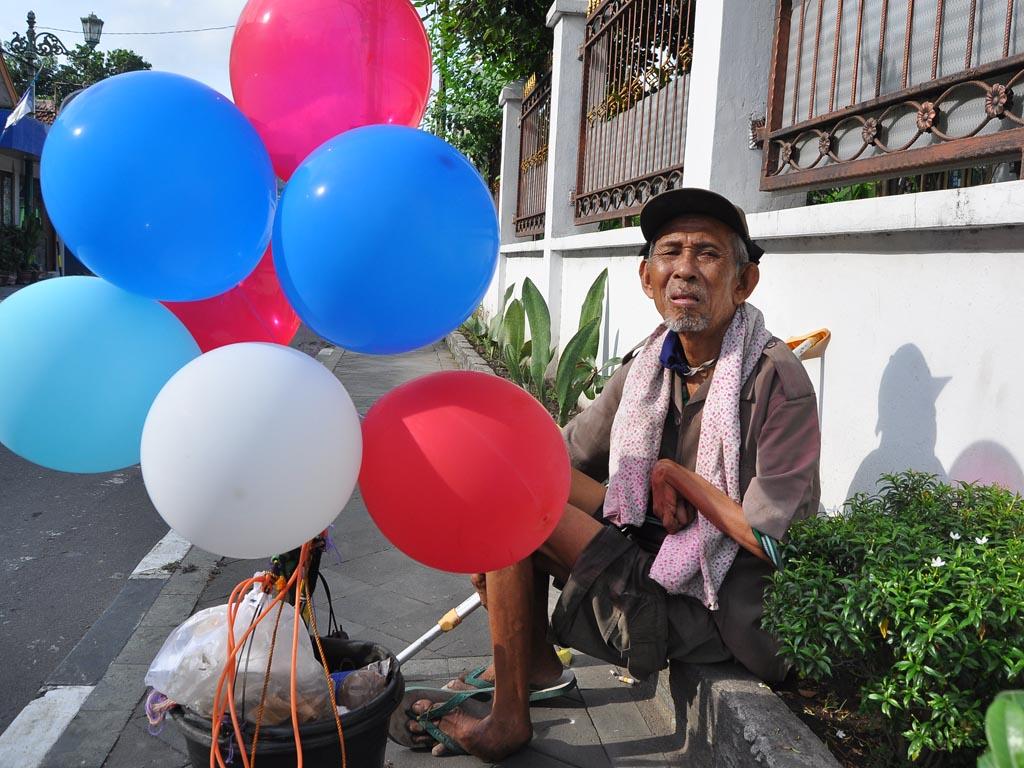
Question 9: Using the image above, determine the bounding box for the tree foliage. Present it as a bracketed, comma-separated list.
[415, 0, 552, 185]
[6, 44, 151, 106]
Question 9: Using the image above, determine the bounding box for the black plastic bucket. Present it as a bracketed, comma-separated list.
[170, 637, 404, 768]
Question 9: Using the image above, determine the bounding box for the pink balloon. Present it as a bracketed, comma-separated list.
[162, 248, 301, 352]
[230, 0, 432, 180]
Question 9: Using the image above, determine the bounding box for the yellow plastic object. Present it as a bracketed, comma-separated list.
[438, 607, 464, 632]
[785, 328, 831, 360]
[557, 648, 573, 666]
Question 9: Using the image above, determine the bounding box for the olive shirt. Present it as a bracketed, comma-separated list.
[562, 336, 822, 681]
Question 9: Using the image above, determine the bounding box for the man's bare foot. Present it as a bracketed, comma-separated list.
[406, 699, 532, 761]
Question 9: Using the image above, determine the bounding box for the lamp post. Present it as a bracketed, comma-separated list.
[4, 10, 104, 71]
[2, 11, 103, 275]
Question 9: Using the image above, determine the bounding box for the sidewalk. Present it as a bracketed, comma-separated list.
[39, 337, 682, 768]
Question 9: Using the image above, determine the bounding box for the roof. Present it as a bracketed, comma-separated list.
[0, 110, 48, 156]
[0, 55, 17, 109]
[34, 98, 57, 126]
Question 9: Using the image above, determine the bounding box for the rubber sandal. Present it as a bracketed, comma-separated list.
[441, 668, 578, 705]
[528, 669, 578, 703]
[441, 665, 494, 693]
[387, 686, 491, 751]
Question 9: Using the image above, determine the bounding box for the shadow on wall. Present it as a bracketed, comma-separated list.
[949, 440, 1024, 494]
[847, 344, 950, 500]
[847, 344, 1024, 498]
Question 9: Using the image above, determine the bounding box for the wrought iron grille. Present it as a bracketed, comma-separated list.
[514, 71, 552, 237]
[762, 0, 1024, 190]
[575, 0, 695, 225]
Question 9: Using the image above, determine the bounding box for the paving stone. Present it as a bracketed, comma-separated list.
[38, 707, 129, 768]
[103, 711, 190, 768]
[140, 592, 197, 629]
[79, 663, 149, 713]
[339, 548, 422, 587]
[330, 588, 432, 631]
[114, 624, 178, 666]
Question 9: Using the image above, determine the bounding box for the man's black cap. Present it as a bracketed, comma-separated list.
[639, 188, 764, 263]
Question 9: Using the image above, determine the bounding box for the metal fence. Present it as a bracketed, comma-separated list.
[514, 71, 552, 238]
[574, 0, 695, 225]
[762, 0, 1024, 190]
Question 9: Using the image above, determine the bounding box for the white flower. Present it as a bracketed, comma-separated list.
[930, 557, 947, 567]
[836, 729, 848, 739]
[949, 532, 961, 541]
[975, 536, 989, 545]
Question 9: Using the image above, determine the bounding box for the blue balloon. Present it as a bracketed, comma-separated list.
[41, 71, 276, 301]
[0, 277, 201, 472]
[272, 125, 499, 354]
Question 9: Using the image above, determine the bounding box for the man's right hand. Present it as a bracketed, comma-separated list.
[470, 572, 488, 609]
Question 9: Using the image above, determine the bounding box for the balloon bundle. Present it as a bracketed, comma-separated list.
[0, 0, 574, 763]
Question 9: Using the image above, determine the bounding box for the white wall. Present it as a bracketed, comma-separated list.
[749, 184, 1024, 507]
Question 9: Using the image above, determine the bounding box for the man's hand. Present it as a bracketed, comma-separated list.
[651, 459, 696, 534]
[470, 572, 488, 609]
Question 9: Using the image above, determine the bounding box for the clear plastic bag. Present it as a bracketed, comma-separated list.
[145, 584, 333, 725]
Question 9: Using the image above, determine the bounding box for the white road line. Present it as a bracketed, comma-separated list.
[0, 686, 94, 767]
[0, 531, 196, 760]
[130, 530, 193, 579]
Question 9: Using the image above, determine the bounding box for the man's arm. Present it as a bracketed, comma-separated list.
[650, 459, 770, 562]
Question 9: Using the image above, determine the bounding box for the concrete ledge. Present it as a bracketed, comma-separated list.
[445, 332, 497, 375]
[668, 662, 840, 767]
[444, 330, 840, 767]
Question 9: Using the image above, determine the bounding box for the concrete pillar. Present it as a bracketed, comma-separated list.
[682, 0, 803, 213]
[543, 0, 587, 240]
[497, 80, 525, 246]
[543, 0, 588, 346]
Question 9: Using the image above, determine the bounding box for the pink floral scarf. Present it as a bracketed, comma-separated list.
[603, 303, 772, 608]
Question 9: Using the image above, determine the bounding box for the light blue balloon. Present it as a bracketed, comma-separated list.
[0, 277, 201, 472]
[41, 71, 276, 301]
[273, 125, 499, 354]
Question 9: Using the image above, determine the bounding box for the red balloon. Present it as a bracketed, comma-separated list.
[230, 0, 432, 180]
[162, 248, 300, 352]
[360, 372, 569, 573]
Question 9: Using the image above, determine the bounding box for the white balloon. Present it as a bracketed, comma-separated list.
[141, 342, 362, 558]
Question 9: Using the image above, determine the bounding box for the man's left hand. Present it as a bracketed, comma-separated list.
[651, 459, 696, 534]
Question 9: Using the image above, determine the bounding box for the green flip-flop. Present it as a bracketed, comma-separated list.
[442, 666, 578, 704]
[387, 686, 492, 753]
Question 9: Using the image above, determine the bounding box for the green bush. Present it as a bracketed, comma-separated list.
[763, 472, 1024, 765]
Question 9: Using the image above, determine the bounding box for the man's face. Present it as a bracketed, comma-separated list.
[640, 214, 758, 338]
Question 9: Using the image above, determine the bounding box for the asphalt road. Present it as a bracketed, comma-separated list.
[0, 445, 169, 733]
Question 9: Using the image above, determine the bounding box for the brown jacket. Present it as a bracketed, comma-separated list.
[562, 337, 821, 681]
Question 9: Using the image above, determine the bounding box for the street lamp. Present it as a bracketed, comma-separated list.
[4, 10, 104, 70]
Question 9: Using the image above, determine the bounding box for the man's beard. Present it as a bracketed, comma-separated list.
[663, 313, 710, 333]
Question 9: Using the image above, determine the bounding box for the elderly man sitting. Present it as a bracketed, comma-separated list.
[393, 188, 821, 761]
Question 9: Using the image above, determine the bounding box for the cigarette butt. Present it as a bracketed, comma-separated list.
[609, 669, 638, 685]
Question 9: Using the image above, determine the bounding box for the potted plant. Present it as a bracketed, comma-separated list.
[13, 217, 43, 284]
[0, 225, 19, 285]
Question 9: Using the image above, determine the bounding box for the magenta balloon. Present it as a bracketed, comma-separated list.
[230, 0, 432, 180]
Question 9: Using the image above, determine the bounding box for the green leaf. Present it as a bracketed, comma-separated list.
[503, 299, 525, 386]
[985, 691, 1024, 768]
[487, 282, 517, 344]
[554, 317, 600, 425]
[578, 269, 608, 331]
[521, 278, 552, 398]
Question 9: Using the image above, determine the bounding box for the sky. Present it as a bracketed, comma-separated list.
[1, 1, 296, 101]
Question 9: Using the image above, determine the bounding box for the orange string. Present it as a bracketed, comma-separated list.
[208, 563, 301, 768]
